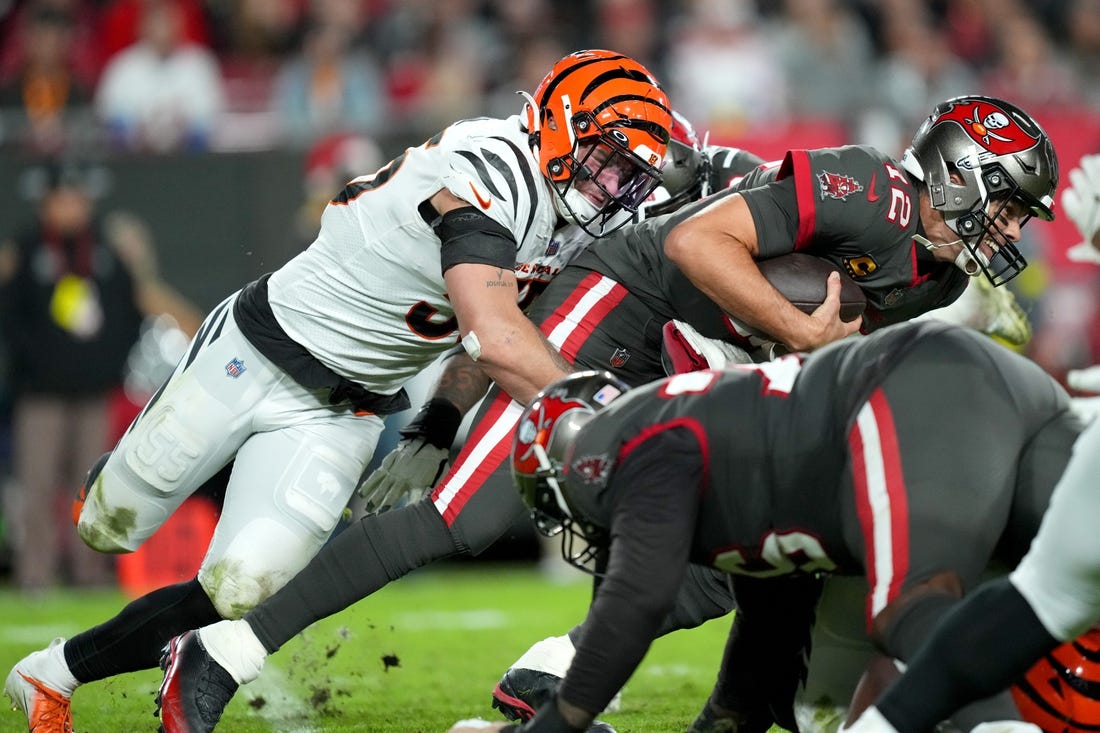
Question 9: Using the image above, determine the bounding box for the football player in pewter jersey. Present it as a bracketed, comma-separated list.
[3, 49, 672, 733]
[479, 318, 1080, 733]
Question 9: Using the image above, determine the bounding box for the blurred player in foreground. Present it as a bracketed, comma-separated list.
[457, 318, 1082, 733]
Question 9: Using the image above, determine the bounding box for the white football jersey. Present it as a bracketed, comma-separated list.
[267, 115, 567, 394]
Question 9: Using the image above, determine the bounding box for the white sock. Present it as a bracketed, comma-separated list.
[197, 620, 267, 685]
[509, 635, 575, 677]
[35, 638, 81, 697]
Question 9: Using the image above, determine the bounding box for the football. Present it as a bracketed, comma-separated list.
[757, 252, 867, 323]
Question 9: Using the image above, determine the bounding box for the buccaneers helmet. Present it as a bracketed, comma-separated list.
[1012, 628, 1100, 733]
[512, 370, 630, 572]
[900, 95, 1058, 286]
[523, 49, 672, 237]
[643, 109, 710, 218]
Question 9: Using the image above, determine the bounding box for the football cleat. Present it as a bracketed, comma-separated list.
[4, 638, 74, 733]
[155, 631, 238, 733]
[492, 636, 621, 721]
[491, 667, 558, 721]
[492, 668, 623, 730]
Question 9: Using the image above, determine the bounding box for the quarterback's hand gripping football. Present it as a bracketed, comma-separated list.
[359, 398, 463, 513]
[1063, 154, 1100, 264]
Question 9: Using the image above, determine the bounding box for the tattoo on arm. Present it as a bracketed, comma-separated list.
[436, 353, 492, 413]
[486, 268, 515, 288]
[542, 333, 574, 374]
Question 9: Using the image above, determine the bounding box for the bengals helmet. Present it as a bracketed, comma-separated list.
[523, 49, 672, 237]
[1012, 628, 1100, 732]
[900, 94, 1058, 286]
[512, 370, 630, 572]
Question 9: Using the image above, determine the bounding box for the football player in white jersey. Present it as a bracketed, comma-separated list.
[3, 49, 672, 733]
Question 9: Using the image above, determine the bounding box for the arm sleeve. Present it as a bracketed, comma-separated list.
[428, 205, 518, 274]
[557, 427, 704, 715]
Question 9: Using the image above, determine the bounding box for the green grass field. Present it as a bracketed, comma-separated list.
[0, 563, 731, 732]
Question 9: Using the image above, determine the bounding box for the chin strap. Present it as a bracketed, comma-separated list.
[518, 90, 541, 151]
[912, 232, 983, 277]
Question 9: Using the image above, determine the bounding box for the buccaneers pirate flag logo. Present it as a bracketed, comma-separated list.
[933, 99, 1041, 159]
[818, 171, 864, 200]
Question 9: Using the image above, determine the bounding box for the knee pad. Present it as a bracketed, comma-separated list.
[199, 567, 268, 619]
[73, 451, 113, 526]
[75, 465, 142, 554]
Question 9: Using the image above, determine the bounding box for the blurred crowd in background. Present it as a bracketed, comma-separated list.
[2, 0, 1100, 587]
[1, 0, 1099, 153]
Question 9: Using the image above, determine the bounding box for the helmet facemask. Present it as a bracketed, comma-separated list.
[946, 163, 1036, 286]
[526, 441, 607, 574]
[547, 111, 665, 237]
[512, 370, 629, 575]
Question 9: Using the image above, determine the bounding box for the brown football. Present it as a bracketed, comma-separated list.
[756, 252, 867, 323]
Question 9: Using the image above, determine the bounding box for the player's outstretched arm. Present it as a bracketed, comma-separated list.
[664, 193, 859, 351]
[446, 262, 572, 406]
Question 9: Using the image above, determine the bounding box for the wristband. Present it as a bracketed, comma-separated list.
[399, 397, 463, 449]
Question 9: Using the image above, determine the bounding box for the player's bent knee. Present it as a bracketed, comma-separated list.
[199, 566, 275, 619]
[76, 510, 140, 553]
[74, 473, 145, 554]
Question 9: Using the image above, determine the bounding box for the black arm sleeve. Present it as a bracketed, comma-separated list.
[427, 204, 518, 274]
[557, 427, 704, 716]
[877, 578, 1059, 733]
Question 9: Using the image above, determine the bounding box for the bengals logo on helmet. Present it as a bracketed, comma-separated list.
[933, 99, 1041, 159]
[1012, 629, 1100, 733]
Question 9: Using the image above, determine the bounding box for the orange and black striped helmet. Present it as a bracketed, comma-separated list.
[1012, 628, 1100, 732]
[523, 49, 672, 236]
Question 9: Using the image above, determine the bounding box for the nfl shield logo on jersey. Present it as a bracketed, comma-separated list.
[225, 358, 247, 378]
[609, 348, 630, 369]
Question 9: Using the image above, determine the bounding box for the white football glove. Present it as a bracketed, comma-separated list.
[1068, 365, 1100, 394]
[1062, 154, 1100, 265]
[358, 437, 449, 513]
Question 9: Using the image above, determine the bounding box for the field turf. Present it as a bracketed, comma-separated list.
[0, 563, 730, 732]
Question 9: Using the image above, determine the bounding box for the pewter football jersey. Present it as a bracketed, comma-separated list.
[265, 115, 561, 394]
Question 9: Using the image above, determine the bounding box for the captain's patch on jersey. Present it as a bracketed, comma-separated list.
[843, 255, 878, 278]
[225, 358, 247, 378]
[818, 171, 864, 200]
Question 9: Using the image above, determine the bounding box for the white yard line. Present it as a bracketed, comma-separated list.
[392, 609, 508, 630]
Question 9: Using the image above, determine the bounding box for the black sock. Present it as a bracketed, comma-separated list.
[247, 499, 460, 653]
[65, 578, 221, 682]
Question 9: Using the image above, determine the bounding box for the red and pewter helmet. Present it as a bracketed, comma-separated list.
[901, 94, 1058, 286]
[512, 370, 629, 572]
[643, 109, 711, 218]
